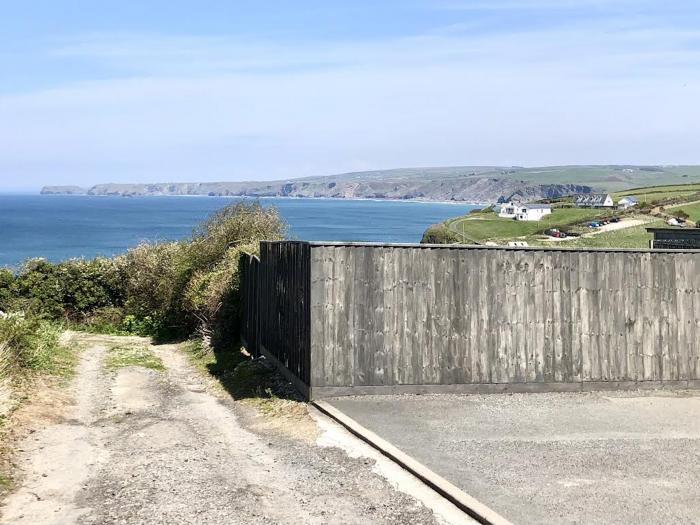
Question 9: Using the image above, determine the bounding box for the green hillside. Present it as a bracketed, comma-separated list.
[446, 207, 610, 243]
[429, 180, 700, 249]
[489, 166, 700, 192]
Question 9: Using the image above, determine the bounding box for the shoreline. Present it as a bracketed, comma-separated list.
[33, 194, 488, 206]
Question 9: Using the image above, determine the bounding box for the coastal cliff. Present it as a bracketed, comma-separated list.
[46, 164, 700, 202]
[41, 166, 597, 203]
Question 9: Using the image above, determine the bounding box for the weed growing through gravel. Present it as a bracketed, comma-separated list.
[105, 345, 164, 371]
[181, 340, 303, 403]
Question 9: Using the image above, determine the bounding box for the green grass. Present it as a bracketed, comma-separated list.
[612, 183, 700, 202]
[105, 344, 164, 371]
[0, 318, 77, 381]
[448, 207, 612, 242]
[530, 220, 663, 249]
[0, 472, 11, 492]
[490, 166, 700, 192]
[667, 200, 700, 223]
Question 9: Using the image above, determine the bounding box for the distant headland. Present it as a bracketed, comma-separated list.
[41, 165, 700, 203]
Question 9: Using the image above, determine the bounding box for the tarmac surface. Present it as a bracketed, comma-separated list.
[328, 390, 700, 525]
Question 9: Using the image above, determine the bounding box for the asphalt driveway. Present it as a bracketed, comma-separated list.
[328, 391, 700, 525]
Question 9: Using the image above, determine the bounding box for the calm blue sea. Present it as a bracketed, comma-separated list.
[0, 195, 476, 268]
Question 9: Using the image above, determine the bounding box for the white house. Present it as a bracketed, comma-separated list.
[499, 202, 552, 221]
[618, 196, 638, 210]
[573, 194, 614, 208]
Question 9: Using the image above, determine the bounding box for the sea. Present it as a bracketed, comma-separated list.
[0, 194, 478, 268]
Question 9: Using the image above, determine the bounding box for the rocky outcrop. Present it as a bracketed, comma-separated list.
[40, 185, 88, 195]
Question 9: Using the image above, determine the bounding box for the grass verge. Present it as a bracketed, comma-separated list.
[104, 344, 164, 371]
[0, 321, 81, 496]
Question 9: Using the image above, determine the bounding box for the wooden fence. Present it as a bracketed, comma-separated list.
[241, 242, 311, 396]
[242, 241, 700, 399]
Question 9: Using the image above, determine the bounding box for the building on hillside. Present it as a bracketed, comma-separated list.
[618, 196, 639, 210]
[573, 194, 614, 208]
[647, 228, 700, 249]
[498, 202, 552, 221]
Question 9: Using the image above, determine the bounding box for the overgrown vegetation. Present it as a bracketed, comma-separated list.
[0, 201, 289, 493]
[421, 223, 462, 244]
[0, 201, 286, 350]
[0, 314, 75, 493]
[0, 315, 71, 380]
[182, 339, 300, 402]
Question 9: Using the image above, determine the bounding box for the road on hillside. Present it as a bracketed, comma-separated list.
[0, 333, 467, 525]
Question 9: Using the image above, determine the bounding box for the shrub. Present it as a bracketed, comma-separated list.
[470, 205, 495, 215]
[6, 258, 124, 321]
[120, 241, 189, 338]
[188, 202, 286, 270]
[0, 269, 14, 311]
[421, 224, 461, 244]
[183, 242, 259, 347]
[1, 200, 287, 349]
[0, 314, 62, 374]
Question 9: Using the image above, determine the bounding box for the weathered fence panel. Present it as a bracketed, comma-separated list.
[242, 241, 700, 399]
[240, 253, 260, 355]
[242, 242, 311, 396]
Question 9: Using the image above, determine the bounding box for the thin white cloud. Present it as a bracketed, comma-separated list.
[1, 12, 699, 187]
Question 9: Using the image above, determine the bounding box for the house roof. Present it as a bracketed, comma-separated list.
[573, 193, 612, 205]
[522, 204, 551, 210]
[619, 196, 638, 203]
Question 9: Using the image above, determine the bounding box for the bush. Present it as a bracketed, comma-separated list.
[183, 242, 259, 347]
[0, 314, 62, 374]
[120, 241, 189, 338]
[0, 269, 14, 311]
[470, 205, 495, 215]
[421, 224, 461, 244]
[1, 200, 287, 350]
[189, 202, 286, 270]
[5, 258, 124, 320]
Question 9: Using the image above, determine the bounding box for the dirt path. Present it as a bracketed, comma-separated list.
[582, 218, 648, 237]
[0, 334, 466, 525]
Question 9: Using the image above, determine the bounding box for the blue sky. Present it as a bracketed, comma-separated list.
[1, 1, 699, 189]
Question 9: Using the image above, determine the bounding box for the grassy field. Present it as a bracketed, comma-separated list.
[529, 219, 663, 249]
[434, 179, 700, 248]
[612, 183, 700, 202]
[447, 207, 613, 242]
[492, 166, 700, 192]
[667, 200, 700, 222]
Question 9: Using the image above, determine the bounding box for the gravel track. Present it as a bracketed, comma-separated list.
[0, 334, 456, 525]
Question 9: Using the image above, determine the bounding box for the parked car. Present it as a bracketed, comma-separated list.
[589, 222, 600, 228]
[610, 217, 620, 223]
[544, 228, 567, 238]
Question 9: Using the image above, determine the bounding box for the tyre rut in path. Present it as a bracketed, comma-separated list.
[0, 335, 446, 525]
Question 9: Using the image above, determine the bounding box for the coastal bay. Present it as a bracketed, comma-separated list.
[0, 195, 475, 268]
